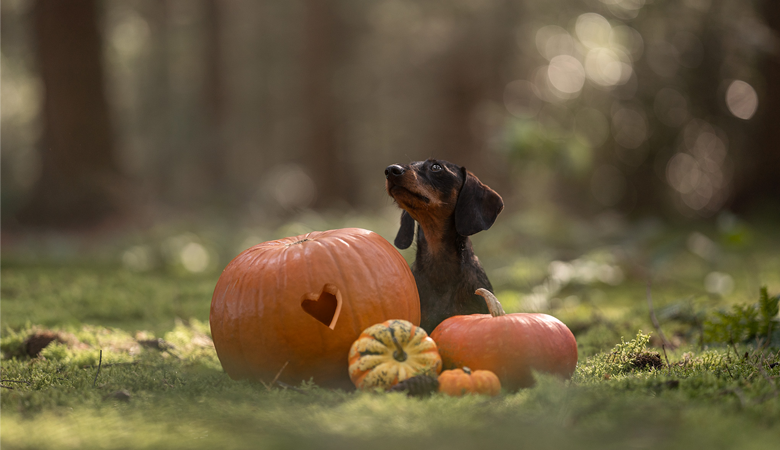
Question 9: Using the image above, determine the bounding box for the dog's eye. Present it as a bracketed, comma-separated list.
[430, 164, 442, 172]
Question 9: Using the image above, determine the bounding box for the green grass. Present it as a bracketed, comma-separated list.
[1, 322, 778, 449]
[2, 214, 780, 449]
[0, 262, 216, 336]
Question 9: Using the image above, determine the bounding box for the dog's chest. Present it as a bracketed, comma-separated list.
[413, 263, 491, 332]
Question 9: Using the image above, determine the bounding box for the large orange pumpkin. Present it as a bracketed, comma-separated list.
[210, 228, 420, 388]
[431, 289, 577, 390]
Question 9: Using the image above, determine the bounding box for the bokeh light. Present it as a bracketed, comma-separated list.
[547, 55, 586, 96]
[666, 120, 730, 214]
[122, 245, 154, 272]
[584, 48, 632, 87]
[575, 13, 612, 49]
[667, 153, 702, 195]
[687, 232, 718, 261]
[265, 164, 317, 210]
[725, 80, 759, 120]
[109, 8, 150, 58]
[609, 25, 644, 60]
[601, 0, 646, 20]
[535, 25, 575, 61]
[180, 242, 210, 273]
[704, 271, 735, 296]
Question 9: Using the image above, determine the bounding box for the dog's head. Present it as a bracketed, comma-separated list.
[385, 159, 503, 249]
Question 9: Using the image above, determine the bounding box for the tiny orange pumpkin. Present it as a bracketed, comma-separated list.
[438, 367, 501, 397]
[348, 319, 442, 391]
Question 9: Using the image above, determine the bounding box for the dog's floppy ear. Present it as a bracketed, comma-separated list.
[394, 210, 416, 249]
[454, 168, 504, 237]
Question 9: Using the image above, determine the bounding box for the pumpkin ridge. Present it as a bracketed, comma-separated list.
[227, 267, 248, 380]
[239, 250, 266, 378]
[276, 242, 302, 365]
[323, 237, 364, 338]
[387, 325, 406, 362]
[350, 234, 391, 323]
[352, 369, 370, 387]
[309, 239, 343, 351]
[211, 280, 232, 376]
[235, 257, 260, 380]
[228, 277, 250, 378]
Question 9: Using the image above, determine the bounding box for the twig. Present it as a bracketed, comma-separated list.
[757, 354, 778, 396]
[93, 350, 103, 388]
[647, 280, 675, 349]
[1, 379, 31, 385]
[0, 384, 15, 390]
[662, 344, 672, 375]
[261, 361, 290, 392]
[728, 340, 742, 363]
[275, 380, 308, 395]
[81, 362, 139, 369]
[270, 361, 289, 386]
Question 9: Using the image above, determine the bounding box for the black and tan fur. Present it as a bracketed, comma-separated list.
[385, 159, 503, 333]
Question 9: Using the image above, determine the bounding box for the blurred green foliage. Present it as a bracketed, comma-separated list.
[704, 287, 780, 346]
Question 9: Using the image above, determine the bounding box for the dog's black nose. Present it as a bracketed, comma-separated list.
[385, 164, 405, 178]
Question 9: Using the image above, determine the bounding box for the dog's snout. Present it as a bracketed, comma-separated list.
[385, 164, 405, 179]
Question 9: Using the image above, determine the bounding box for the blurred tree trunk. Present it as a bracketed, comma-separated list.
[138, 0, 173, 203]
[730, 0, 780, 214]
[434, 48, 486, 173]
[431, 2, 516, 186]
[303, 0, 352, 208]
[17, 0, 120, 228]
[203, 0, 230, 202]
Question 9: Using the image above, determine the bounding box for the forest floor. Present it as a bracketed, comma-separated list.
[1, 210, 779, 449]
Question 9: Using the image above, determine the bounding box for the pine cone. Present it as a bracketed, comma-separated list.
[389, 375, 439, 397]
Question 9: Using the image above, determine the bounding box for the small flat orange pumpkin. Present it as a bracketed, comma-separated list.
[438, 367, 501, 397]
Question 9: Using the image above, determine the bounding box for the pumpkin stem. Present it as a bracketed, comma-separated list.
[463, 366, 472, 375]
[475, 288, 506, 317]
[388, 326, 408, 362]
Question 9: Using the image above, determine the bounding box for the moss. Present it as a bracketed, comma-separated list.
[2, 231, 779, 449]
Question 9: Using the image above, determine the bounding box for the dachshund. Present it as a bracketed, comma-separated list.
[384, 159, 504, 333]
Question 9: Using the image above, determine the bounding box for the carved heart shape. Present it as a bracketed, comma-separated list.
[301, 284, 343, 330]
